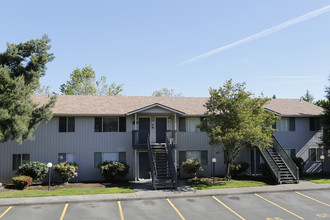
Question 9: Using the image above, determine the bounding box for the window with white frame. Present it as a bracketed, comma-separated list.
[284, 149, 296, 158]
[12, 154, 30, 170]
[179, 150, 208, 165]
[310, 148, 323, 162]
[94, 117, 126, 132]
[58, 153, 74, 163]
[94, 152, 126, 168]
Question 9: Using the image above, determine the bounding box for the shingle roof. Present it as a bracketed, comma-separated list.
[263, 99, 323, 117]
[31, 95, 323, 117]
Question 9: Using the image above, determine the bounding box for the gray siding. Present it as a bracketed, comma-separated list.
[0, 116, 135, 183]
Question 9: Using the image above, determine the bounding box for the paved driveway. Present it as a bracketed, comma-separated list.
[1, 190, 330, 220]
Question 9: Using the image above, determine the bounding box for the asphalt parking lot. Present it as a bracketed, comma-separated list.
[1, 190, 330, 220]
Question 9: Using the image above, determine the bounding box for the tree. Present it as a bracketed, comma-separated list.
[152, 88, 182, 97]
[322, 76, 330, 150]
[0, 35, 56, 143]
[301, 90, 314, 103]
[34, 85, 51, 95]
[60, 66, 123, 96]
[201, 79, 278, 180]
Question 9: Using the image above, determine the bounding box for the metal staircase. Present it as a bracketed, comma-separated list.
[259, 136, 299, 184]
[147, 136, 177, 189]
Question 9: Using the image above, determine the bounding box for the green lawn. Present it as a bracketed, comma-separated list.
[0, 186, 134, 198]
[188, 178, 268, 190]
[302, 176, 330, 184]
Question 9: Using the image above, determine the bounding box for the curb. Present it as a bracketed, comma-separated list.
[1, 186, 330, 207]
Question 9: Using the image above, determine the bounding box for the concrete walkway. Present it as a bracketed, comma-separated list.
[1, 180, 330, 206]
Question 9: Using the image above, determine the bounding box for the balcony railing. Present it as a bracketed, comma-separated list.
[132, 130, 177, 149]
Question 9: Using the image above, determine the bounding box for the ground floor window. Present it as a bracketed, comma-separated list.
[58, 153, 74, 163]
[94, 152, 126, 168]
[12, 154, 30, 170]
[179, 150, 208, 166]
[284, 149, 296, 158]
[310, 148, 323, 162]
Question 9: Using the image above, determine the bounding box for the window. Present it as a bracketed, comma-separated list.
[284, 149, 296, 158]
[178, 117, 202, 132]
[94, 117, 126, 132]
[94, 152, 126, 168]
[276, 118, 295, 131]
[58, 153, 74, 164]
[310, 148, 323, 162]
[179, 150, 208, 166]
[59, 117, 75, 132]
[13, 154, 30, 170]
[310, 117, 321, 131]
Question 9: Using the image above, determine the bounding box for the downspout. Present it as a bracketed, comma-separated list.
[135, 113, 138, 181]
[174, 113, 177, 168]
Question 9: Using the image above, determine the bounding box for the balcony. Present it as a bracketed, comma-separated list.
[132, 130, 177, 149]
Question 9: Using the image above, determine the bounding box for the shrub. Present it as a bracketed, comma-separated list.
[291, 157, 305, 174]
[230, 162, 249, 177]
[53, 162, 78, 183]
[12, 175, 33, 190]
[181, 158, 203, 178]
[260, 163, 271, 177]
[98, 161, 129, 182]
[17, 161, 49, 181]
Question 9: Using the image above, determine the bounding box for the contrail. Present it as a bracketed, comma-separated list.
[176, 5, 330, 67]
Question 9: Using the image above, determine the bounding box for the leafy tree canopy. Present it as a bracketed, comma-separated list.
[0, 35, 56, 143]
[152, 88, 182, 97]
[201, 79, 278, 179]
[301, 89, 314, 103]
[60, 65, 123, 96]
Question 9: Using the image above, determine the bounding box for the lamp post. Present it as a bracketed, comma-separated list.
[320, 155, 325, 173]
[47, 162, 53, 191]
[212, 158, 217, 184]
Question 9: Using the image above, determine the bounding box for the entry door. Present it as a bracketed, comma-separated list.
[250, 149, 261, 174]
[156, 118, 167, 143]
[139, 118, 150, 144]
[139, 152, 150, 179]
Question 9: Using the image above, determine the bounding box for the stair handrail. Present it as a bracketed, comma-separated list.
[272, 135, 299, 183]
[258, 147, 282, 184]
[147, 134, 157, 187]
[165, 137, 177, 188]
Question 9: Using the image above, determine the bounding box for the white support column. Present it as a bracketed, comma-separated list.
[174, 113, 177, 168]
[174, 113, 177, 131]
[135, 149, 138, 181]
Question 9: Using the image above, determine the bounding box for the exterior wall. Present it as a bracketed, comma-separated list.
[0, 116, 136, 183]
[177, 132, 225, 177]
[273, 117, 323, 173]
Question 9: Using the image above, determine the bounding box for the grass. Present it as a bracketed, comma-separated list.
[301, 173, 330, 184]
[188, 177, 268, 190]
[0, 183, 134, 198]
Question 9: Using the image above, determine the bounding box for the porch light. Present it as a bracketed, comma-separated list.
[47, 162, 53, 191]
[320, 155, 325, 173]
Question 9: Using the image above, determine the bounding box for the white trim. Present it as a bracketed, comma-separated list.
[127, 103, 185, 115]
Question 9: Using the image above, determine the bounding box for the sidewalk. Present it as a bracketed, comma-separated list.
[1, 180, 330, 206]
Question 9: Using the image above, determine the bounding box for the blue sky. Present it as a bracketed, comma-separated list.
[1, 1, 330, 100]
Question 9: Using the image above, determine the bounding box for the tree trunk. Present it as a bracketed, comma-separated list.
[225, 161, 232, 180]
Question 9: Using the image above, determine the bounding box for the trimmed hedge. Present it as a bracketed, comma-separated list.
[182, 158, 203, 178]
[53, 162, 78, 183]
[17, 161, 49, 181]
[230, 162, 249, 177]
[12, 176, 33, 190]
[99, 161, 129, 182]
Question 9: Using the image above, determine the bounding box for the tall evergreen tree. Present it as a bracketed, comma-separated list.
[0, 35, 56, 143]
[152, 88, 182, 97]
[301, 90, 314, 103]
[201, 80, 278, 179]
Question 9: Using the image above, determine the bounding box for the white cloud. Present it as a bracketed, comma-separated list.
[176, 5, 330, 67]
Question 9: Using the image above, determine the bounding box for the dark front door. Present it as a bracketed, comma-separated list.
[139, 118, 150, 144]
[156, 118, 167, 143]
[139, 152, 150, 179]
[250, 149, 261, 174]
